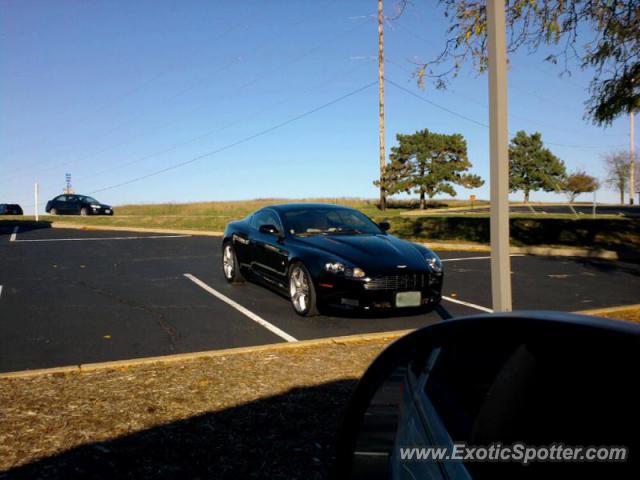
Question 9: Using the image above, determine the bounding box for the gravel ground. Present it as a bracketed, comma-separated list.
[0, 338, 393, 479]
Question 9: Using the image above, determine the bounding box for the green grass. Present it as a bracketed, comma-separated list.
[2, 198, 638, 255]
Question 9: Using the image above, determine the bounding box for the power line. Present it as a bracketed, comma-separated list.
[86, 81, 376, 195]
[386, 77, 489, 127]
[391, 20, 626, 138]
[386, 77, 626, 149]
[2, 19, 251, 158]
[74, 63, 370, 184]
[5, 0, 357, 176]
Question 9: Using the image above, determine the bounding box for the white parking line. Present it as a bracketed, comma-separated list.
[12, 234, 191, 243]
[183, 273, 298, 343]
[442, 295, 494, 313]
[0, 285, 3, 298]
[9, 226, 18, 242]
[441, 254, 524, 262]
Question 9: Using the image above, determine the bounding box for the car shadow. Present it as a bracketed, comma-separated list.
[319, 303, 451, 320]
[569, 256, 640, 278]
[0, 220, 52, 238]
[2, 379, 358, 480]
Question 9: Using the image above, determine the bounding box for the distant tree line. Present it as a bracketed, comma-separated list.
[377, 128, 611, 208]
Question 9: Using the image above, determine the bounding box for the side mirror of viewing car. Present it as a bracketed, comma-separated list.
[378, 221, 390, 231]
[259, 224, 281, 236]
[335, 312, 640, 479]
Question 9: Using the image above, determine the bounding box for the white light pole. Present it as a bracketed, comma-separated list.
[487, 0, 512, 312]
[34, 182, 39, 221]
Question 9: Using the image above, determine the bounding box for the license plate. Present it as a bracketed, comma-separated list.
[396, 291, 421, 307]
[105, 209, 111, 214]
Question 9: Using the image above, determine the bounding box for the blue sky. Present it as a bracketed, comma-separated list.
[0, 0, 634, 213]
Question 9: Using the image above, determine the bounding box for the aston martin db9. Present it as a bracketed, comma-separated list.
[222, 204, 443, 316]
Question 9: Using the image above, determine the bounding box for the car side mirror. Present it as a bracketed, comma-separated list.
[259, 224, 281, 236]
[335, 312, 639, 479]
[378, 221, 390, 231]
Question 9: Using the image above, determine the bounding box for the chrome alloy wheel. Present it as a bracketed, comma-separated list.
[289, 265, 310, 314]
[223, 244, 235, 280]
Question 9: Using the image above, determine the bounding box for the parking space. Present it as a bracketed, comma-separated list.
[1, 225, 639, 372]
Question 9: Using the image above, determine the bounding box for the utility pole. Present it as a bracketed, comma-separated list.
[65, 172, 73, 194]
[487, 0, 512, 312]
[377, 0, 386, 210]
[630, 110, 635, 205]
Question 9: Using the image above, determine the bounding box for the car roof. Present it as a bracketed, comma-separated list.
[267, 203, 353, 213]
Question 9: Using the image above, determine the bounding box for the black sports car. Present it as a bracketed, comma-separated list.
[45, 194, 113, 216]
[222, 203, 443, 316]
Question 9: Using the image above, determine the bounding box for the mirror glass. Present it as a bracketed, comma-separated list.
[259, 224, 279, 235]
[349, 334, 636, 479]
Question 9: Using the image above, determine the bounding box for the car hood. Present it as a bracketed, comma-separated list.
[295, 234, 428, 272]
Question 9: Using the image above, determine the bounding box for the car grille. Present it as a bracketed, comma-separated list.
[364, 273, 436, 291]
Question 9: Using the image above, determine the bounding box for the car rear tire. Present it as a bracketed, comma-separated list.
[289, 262, 318, 316]
[50, 208, 57, 216]
[222, 242, 244, 283]
[80, 207, 88, 216]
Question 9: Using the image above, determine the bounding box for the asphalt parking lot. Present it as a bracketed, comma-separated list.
[1, 223, 639, 373]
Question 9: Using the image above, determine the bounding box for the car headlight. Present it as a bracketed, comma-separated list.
[325, 262, 345, 274]
[90, 204, 100, 208]
[324, 262, 366, 278]
[425, 255, 443, 273]
[349, 267, 366, 278]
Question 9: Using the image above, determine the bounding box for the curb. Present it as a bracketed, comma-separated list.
[576, 303, 640, 316]
[0, 329, 411, 379]
[424, 242, 622, 259]
[510, 245, 619, 260]
[51, 223, 223, 237]
[5, 221, 626, 260]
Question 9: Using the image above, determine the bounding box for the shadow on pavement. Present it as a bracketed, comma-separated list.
[572, 256, 640, 278]
[1, 380, 358, 480]
[0, 220, 52, 238]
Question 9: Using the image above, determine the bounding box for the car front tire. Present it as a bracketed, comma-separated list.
[222, 242, 244, 283]
[289, 262, 318, 316]
[80, 207, 88, 216]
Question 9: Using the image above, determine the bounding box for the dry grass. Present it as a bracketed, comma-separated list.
[596, 308, 640, 324]
[0, 339, 391, 479]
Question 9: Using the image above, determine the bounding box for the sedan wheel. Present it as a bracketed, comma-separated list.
[222, 243, 244, 283]
[289, 263, 318, 316]
[80, 207, 88, 216]
[50, 208, 57, 216]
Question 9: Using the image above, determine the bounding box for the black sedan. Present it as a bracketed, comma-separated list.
[0, 204, 23, 215]
[222, 203, 443, 316]
[45, 194, 113, 216]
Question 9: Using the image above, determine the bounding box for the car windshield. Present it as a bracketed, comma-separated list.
[80, 196, 99, 204]
[283, 208, 381, 236]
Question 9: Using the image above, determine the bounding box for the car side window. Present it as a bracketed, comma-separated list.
[55, 195, 67, 202]
[251, 210, 282, 231]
